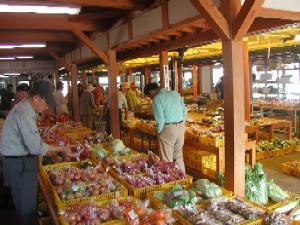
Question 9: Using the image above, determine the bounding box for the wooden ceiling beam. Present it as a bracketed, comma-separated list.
[115, 16, 207, 51]
[39, 0, 148, 10]
[72, 29, 108, 64]
[0, 13, 102, 31]
[68, 11, 126, 22]
[257, 8, 300, 21]
[0, 31, 76, 43]
[233, 0, 265, 40]
[49, 52, 65, 67]
[191, 0, 230, 40]
[117, 31, 218, 60]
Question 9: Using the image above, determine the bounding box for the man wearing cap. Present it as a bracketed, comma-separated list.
[0, 80, 72, 225]
[144, 83, 187, 172]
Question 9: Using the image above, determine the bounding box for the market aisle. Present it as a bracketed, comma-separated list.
[261, 151, 300, 195]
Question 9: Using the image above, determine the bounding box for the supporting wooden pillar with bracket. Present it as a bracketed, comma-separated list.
[108, 49, 120, 139]
[144, 66, 150, 85]
[70, 64, 80, 122]
[159, 50, 168, 88]
[198, 64, 203, 95]
[243, 41, 251, 121]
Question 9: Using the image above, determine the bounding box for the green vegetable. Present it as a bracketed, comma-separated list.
[216, 173, 225, 187]
[191, 179, 222, 198]
[267, 179, 289, 202]
[245, 163, 268, 205]
[95, 149, 107, 159]
[275, 197, 300, 214]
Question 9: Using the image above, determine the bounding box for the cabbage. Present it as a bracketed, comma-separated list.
[268, 179, 289, 202]
[111, 139, 125, 153]
[191, 179, 222, 198]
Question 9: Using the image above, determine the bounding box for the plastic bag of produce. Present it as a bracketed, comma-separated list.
[267, 179, 289, 202]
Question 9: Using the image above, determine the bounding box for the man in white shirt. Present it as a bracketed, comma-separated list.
[118, 82, 129, 121]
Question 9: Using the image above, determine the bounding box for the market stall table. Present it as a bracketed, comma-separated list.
[186, 140, 256, 175]
[257, 118, 292, 140]
[38, 172, 59, 225]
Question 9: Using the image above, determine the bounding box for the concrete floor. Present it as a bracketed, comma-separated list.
[260, 151, 300, 195]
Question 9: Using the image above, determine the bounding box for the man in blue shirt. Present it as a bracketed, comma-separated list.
[144, 83, 187, 172]
[0, 80, 72, 225]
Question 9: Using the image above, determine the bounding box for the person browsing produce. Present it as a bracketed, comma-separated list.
[0, 80, 72, 225]
[144, 83, 187, 172]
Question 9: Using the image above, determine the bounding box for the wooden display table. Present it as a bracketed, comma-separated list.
[257, 118, 292, 140]
[186, 140, 256, 175]
[38, 172, 60, 225]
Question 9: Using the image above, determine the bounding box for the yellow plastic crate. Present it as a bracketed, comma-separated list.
[109, 168, 193, 199]
[58, 197, 137, 225]
[43, 161, 128, 207]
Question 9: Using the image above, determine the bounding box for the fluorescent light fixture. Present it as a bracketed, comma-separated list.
[295, 35, 300, 41]
[4, 73, 20, 76]
[0, 75, 8, 78]
[0, 45, 17, 49]
[16, 56, 33, 59]
[0, 43, 46, 48]
[0, 57, 15, 60]
[19, 44, 46, 48]
[0, 5, 80, 15]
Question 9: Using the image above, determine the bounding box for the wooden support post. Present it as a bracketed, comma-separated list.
[70, 64, 80, 122]
[82, 70, 87, 91]
[192, 65, 198, 98]
[144, 66, 150, 85]
[243, 41, 251, 121]
[108, 49, 120, 139]
[159, 50, 168, 88]
[198, 64, 203, 95]
[222, 40, 245, 197]
[177, 62, 183, 95]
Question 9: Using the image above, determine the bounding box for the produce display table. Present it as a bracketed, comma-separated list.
[245, 126, 259, 143]
[257, 118, 292, 140]
[186, 140, 256, 175]
[252, 104, 299, 136]
[38, 172, 60, 225]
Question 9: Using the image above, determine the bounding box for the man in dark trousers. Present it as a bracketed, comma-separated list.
[0, 80, 72, 225]
[144, 83, 187, 172]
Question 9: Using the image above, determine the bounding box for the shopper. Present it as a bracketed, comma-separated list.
[1, 83, 15, 114]
[119, 82, 129, 121]
[144, 83, 187, 172]
[215, 76, 224, 100]
[80, 83, 96, 129]
[0, 80, 72, 225]
[55, 81, 68, 115]
[13, 83, 29, 106]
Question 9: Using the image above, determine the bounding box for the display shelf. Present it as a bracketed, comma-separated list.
[38, 172, 60, 225]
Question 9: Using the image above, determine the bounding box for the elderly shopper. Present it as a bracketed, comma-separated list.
[0, 80, 72, 225]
